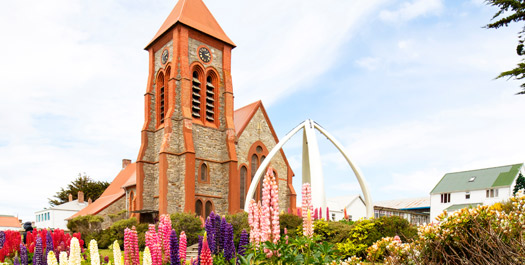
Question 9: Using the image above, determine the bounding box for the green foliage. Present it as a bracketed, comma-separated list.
[88, 217, 148, 249]
[225, 211, 249, 246]
[513, 173, 525, 195]
[374, 216, 418, 242]
[313, 220, 352, 243]
[67, 215, 104, 235]
[170, 212, 204, 245]
[485, 0, 525, 94]
[49, 174, 110, 206]
[335, 219, 379, 258]
[279, 213, 302, 235]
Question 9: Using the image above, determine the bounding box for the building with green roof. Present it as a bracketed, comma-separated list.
[430, 163, 524, 220]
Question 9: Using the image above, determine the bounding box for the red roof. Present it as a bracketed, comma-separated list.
[69, 163, 136, 219]
[146, 0, 235, 48]
[234, 100, 261, 136]
[0, 216, 20, 229]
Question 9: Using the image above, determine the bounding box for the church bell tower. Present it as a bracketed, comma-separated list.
[135, 0, 239, 219]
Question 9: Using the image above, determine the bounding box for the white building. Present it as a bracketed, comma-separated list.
[35, 191, 89, 230]
[326, 195, 367, 221]
[430, 163, 525, 220]
[374, 197, 430, 226]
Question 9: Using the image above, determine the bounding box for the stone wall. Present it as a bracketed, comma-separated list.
[97, 195, 126, 229]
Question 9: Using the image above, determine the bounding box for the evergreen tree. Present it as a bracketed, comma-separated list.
[485, 0, 525, 94]
[48, 174, 110, 206]
[513, 173, 525, 195]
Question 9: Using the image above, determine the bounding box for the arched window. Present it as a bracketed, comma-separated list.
[157, 72, 165, 125]
[205, 75, 215, 122]
[240, 166, 247, 209]
[205, 201, 213, 218]
[247, 143, 269, 202]
[200, 163, 208, 182]
[192, 71, 202, 119]
[195, 199, 203, 217]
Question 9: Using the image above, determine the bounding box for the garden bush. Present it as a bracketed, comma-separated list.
[170, 212, 203, 245]
[67, 215, 103, 236]
[279, 213, 303, 235]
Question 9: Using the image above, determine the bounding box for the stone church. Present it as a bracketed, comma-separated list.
[72, 0, 296, 226]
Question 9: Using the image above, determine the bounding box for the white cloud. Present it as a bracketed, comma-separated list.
[380, 0, 443, 23]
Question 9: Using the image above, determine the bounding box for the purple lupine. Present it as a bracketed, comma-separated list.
[20, 244, 28, 265]
[197, 236, 203, 265]
[169, 229, 180, 265]
[213, 214, 221, 254]
[237, 229, 249, 257]
[33, 236, 43, 265]
[13, 256, 20, 265]
[218, 217, 228, 254]
[207, 233, 215, 254]
[0, 231, 4, 249]
[204, 214, 215, 252]
[44, 231, 53, 265]
[223, 223, 235, 261]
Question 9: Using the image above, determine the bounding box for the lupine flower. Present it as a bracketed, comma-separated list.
[179, 231, 187, 263]
[69, 237, 81, 265]
[326, 207, 330, 221]
[45, 231, 54, 265]
[142, 247, 152, 265]
[284, 228, 289, 244]
[20, 244, 28, 265]
[59, 252, 68, 265]
[314, 208, 318, 220]
[124, 227, 139, 265]
[219, 217, 228, 254]
[269, 170, 280, 243]
[213, 214, 221, 254]
[238, 229, 249, 257]
[104, 256, 109, 264]
[260, 170, 272, 243]
[158, 215, 171, 263]
[47, 251, 58, 265]
[34, 236, 43, 265]
[248, 199, 261, 244]
[304, 209, 314, 238]
[169, 230, 179, 265]
[145, 225, 161, 265]
[302, 183, 313, 221]
[199, 233, 212, 265]
[89, 239, 100, 265]
[14, 256, 20, 265]
[223, 223, 235, 261]
[0, 231, 4, 249]
[319, 207, 322, 219]
[112, 241, 121, 265]
[197, 236, 203, 265]
[344, 208, 348, 220]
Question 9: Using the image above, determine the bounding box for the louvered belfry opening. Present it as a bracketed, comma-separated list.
[205, 75, 215, 122]
[157, 72, 165, 126]
[192, 71, 201, 118]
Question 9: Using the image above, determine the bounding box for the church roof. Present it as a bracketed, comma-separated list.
[234, 100, 261, 136]
[68, 163, 136, 219]
[146, 0, 235, 49]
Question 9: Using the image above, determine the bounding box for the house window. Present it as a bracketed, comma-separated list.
[440, 193, 450, 203]
[331, 213, 336, 221]
[240, 166, 247, 209]
[486, 189, 498, 198]
[192, 71, 202, 119]
[205, 201, 213, 218]
[465, 192, 470, 199]
[199, 163, 208, 183]
[195, 199, 203, 217]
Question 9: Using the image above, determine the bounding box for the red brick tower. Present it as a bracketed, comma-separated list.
[135, 0, 239, 219]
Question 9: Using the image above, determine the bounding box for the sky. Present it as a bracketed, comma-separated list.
[1, 0, 525, 222]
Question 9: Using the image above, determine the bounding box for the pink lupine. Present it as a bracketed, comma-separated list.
[302, 183, 313, 220]
[304, 209, 314, 238]
[269, 172, 280, 243]
[248, 199, 261, 244]
[145, 225, 161, 265]
[124, 227, 139, 265]
[319, 207, 322, 220]
[326, 207, 330, 221]
[260, 170, 272, 243]
[158, 215, 171, 262]
[199, 232, 212, 265]
[314, 208, 318, 220]
[179, 231, 187, 263]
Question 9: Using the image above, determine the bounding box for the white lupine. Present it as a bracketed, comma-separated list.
[47, 251, 58, 265]
[69, 238, 81, 265]
[59, 252, 68, 265]
[89, 239, 100, 265]
[143, 247, 152, 265]
[112, 241, 122, 265]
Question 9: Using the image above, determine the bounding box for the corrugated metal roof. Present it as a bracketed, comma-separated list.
[445, 203, 482, 212]
[431, 163, 523, 194]
[326, 195, 364, 211]
[374, 197, 430, 210]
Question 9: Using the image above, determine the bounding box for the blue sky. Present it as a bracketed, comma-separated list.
[1, 0, 525, 222]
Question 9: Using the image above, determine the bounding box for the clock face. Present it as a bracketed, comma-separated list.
[198, 47, 212, 63]
[161, 49, 169, 64]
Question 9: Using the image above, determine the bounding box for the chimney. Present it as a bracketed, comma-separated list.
[122, 159, 132, 169]
[78, 191, 84, 203]
[68, 193, 73, 202]
[88, 198, 92, 204]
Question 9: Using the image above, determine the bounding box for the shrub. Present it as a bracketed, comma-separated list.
[67, 215, 103, 236]
[279, 213, 302, 235]
[170, 212, 203, 245]
[374, 216, 417, 242]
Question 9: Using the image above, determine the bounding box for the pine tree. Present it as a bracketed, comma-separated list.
[513, 173, 525, 195]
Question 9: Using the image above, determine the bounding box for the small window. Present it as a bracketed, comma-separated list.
[205, 201, 213, 218]
[195, 200, 203, 217]
[240, 166, 247, 209]
[440, 193, 450, 203]
[465, 192, 470, 199]
[192, 71, 202, 119]
[205, 75, 215, 122]
[486, 189, 498, 198]
[200, 163, 208, 182]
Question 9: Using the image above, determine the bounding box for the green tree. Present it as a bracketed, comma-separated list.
[513, 172, 525, 195]
[48, 174, 110, 206]
[485, 0, 525, 94]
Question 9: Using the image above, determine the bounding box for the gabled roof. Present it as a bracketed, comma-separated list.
[146, 0, 235, 49]
[36, 200, 88, 213]
[69, 163, 136, 219]
[234, 101, 260, 136]
[0, 216, 20, 229]
[431, 163, 523, 194]
[374, 197, 430, 210]
[445, 203, 482, 212]
[326, 195, 364, 211]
